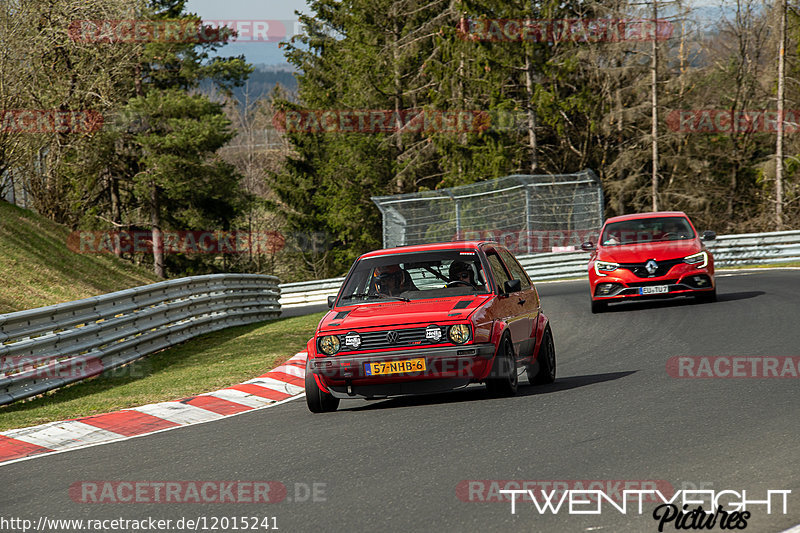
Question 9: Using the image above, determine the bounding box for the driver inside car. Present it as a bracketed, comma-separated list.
[373, 264, 416, 296]
[447, 261, 477, 288]
[661, 220, 686, 239]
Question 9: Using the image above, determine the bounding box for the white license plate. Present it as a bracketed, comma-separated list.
[640, 285, 669, 295]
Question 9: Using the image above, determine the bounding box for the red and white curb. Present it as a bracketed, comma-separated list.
[0, 352, 308, 466]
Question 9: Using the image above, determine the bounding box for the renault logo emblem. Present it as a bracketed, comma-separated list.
[386, 331, 399, 344]
[645, 259, 658, 275]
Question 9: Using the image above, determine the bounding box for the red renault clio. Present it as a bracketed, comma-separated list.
[304, 241, 556, 412]
[582, 211, 717, 313]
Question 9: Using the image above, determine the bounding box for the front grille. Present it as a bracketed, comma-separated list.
[336, 326, 450, 352]
[626, 279, 678, 288]
[619, 258, 683, 278]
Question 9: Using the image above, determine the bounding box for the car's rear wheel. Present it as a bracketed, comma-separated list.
[528, 325, 556, 385]
[591, 299, 607, 314]
[305, 368, 339, 413]
[486, 334, 518, 397]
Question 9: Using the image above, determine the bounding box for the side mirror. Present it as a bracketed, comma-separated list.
[701, 231, 716, 241]
[503, 279, 522, 294]
[327, 295, 336, 308]
[581, 241, 595, 252]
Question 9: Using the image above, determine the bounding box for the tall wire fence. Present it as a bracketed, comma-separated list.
[371, 170, 604, 255]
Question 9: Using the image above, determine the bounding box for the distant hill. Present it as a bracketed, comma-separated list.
[202, 65, 298, 104]
[0, 201, 159, 314]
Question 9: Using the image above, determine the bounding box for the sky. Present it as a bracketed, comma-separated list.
[183, 0, 731, 67]
[184, 0, 312, 66]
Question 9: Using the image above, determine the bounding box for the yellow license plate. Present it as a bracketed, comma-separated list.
[365, 358, 426, 376]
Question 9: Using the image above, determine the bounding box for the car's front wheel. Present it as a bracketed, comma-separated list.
[591, 299, 607, 314]
[486, 334, 518, 397]
[695, 288, 717, 304]
[528, 325, 556, 385]
[305, 367, 339, 413]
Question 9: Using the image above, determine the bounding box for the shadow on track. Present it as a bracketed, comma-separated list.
[341, 370, 636, 412]
[600, 290, 764, 314]
[716, 291, 764, 302]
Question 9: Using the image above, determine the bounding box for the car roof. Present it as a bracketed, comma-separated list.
[603, 211, 689, 224]
[359, 241, 490, 259]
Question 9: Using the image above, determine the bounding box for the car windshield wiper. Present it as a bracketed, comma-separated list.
[342, 292, 410, 302]
[370, 293, 411, 302]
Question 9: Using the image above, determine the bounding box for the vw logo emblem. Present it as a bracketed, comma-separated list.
[386, 331, 399, 344]
[645, 259, 658, 275]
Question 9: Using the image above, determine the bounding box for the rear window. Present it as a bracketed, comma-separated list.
[601, 217, 695, 246]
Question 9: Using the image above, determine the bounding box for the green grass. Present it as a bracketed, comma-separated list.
[717, 261, 800, 269]
[0, 201, 158, 314]
[0, 312, 325, 431]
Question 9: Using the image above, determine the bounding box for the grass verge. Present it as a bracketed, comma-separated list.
[0, 312, 325, 431]
[0, 201, 158, 314]
[717, 261, 800, 269]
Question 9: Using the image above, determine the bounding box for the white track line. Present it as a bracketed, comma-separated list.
[200, 388, 276, 409]
[131, 402, 225, 425]
[242, 376, 304, 396]
[0, 394, 306, 468]
[3, 421, 123, 450]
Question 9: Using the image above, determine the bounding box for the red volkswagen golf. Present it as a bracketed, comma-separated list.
[583, 211, 717, 313]
[304, 242, 556, 412]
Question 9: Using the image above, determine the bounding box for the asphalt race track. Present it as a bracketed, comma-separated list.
[2, 269, 799, 533]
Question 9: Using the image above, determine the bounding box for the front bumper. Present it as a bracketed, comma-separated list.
[309, 343, 496, 399]
[591, 272, 715, 301]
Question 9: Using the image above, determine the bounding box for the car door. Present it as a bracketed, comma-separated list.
[482, 246, 528, 364]
[498, 248, 539, 359]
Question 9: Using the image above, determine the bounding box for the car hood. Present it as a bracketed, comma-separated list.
[597, 239, 703, 263]
[319, 295, 491, 332]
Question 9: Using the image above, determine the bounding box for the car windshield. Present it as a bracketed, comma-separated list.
[600, 216, 695, 246]
[338, 249, 491, 304]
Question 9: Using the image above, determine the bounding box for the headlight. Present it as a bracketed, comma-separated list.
[318, 335, 341, 355]
[594, 260, 619, 276]
[448, 324, 471, 344]
[683, 251, 708, 268]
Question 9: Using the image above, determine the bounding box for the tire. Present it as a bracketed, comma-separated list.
[305, 368, 339, 413]
[486, 334, 518, 397]
[528, 325, 556, 385]
[695, 288, 717, 304]
[591, 299, 607, 314]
